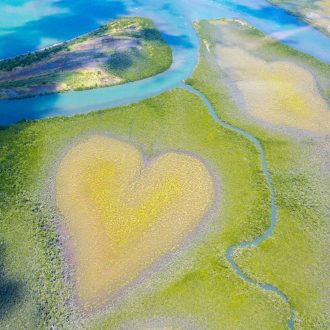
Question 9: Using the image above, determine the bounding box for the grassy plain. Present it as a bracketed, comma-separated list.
[0, 17, 172, 99]
[0, 88, 288, 329]
[187, 19, 330, 329]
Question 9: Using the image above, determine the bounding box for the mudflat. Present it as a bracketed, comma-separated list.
[55, 135, 215, 309]
[212, 19, 330, 135]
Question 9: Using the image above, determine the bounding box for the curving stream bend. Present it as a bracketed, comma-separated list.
[183, 83, 295, 329]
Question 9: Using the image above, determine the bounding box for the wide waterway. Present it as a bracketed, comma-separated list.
[0, 0, 330, 125]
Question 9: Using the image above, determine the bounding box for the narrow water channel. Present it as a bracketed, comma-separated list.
[183, 83, 295, 329]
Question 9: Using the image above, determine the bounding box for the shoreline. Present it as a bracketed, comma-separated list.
[0, 17, 173, 101]
[266, 1, 330, 38]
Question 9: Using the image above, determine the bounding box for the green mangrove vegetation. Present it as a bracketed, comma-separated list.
[0, 88, 290, 329]
[0, 17, 172, 99]
[0, 15, 329, 330]
[187, 19, 330, 329]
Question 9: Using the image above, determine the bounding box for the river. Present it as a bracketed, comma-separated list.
[0, 0, 330, 125]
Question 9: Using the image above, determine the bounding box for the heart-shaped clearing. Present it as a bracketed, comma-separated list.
[55, 135, 215, 309]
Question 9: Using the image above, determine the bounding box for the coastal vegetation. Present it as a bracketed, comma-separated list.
[0, 44, 68, 72]
[0, 15, 329, 330]
[195, 18, 330, 135]
[0, 88, 288, 329]
[187, 18, 330, 329]
[0, 17, 172, 99]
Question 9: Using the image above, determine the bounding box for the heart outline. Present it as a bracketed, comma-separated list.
[50, 133, 221, 312]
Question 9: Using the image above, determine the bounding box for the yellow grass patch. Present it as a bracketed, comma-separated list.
[215, 44, 330, 135]
[55, 136, 215, 309]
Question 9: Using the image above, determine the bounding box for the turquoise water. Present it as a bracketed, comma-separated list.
[0, 1, 328, 328]
[0, 0, 330, 125]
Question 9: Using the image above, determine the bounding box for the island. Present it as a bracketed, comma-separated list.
[0, 17, 172, 99]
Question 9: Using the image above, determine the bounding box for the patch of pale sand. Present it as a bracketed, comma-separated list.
[210, 19, 269, 52]
[216, 46, 330, 135]
[65, 68, 122, 89]
[55, 136, 215, 310]
[304, 0, 330, 17]
[117, 316, 203, 330]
